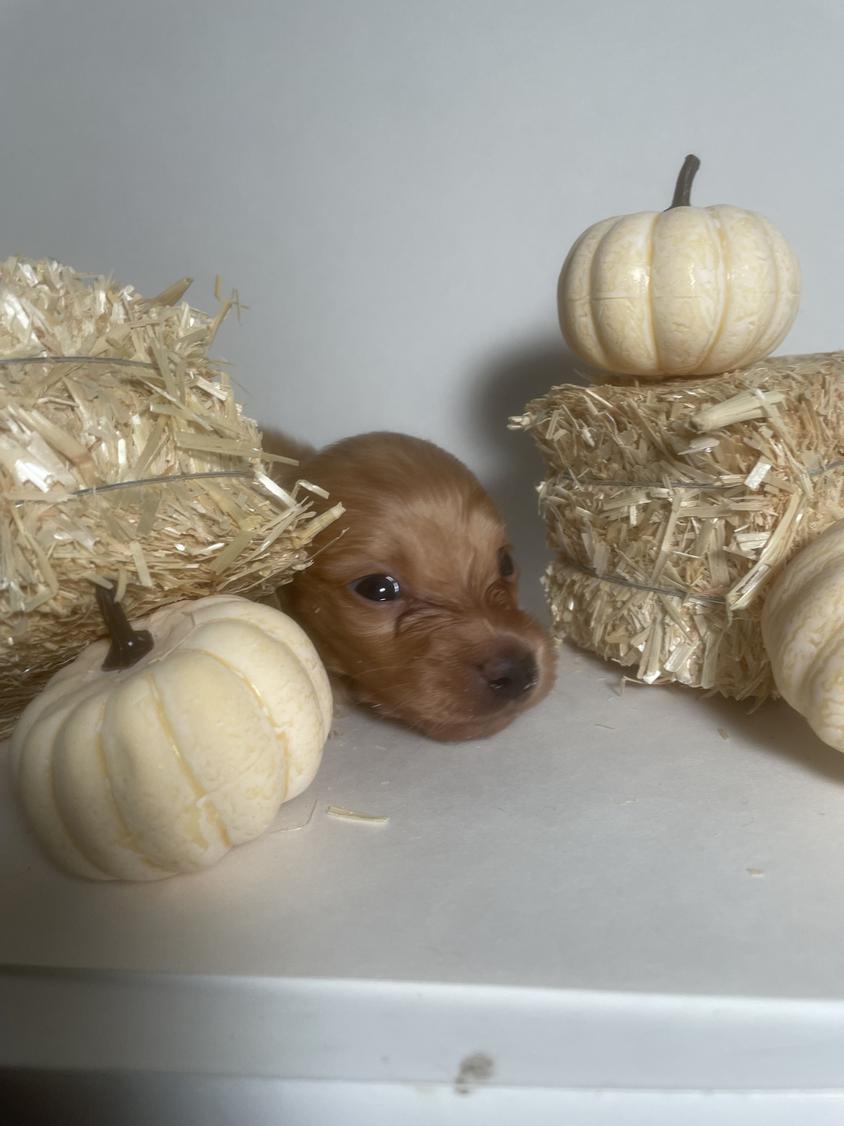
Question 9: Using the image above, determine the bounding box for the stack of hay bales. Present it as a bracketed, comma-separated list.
[513, 353, 844, 699]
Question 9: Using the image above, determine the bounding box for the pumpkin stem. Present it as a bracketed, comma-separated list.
[668, 154, 701, 209]
[95, 584, 154, 671]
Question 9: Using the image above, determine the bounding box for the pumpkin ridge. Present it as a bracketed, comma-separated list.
[190, 612, 329, 732]
[590, 215, 628, 372]
[176, 641, 296, 798]
[758, 216, 784, 361]
[646, 213, 661, 375]
[93, 722, 168, 875]
[144, 670, 232, 852]
[731, 215, 781, 371]
[558, 222, 613, 371]
[802, 630, 844, 718]
[45, 711, 113, 878]
[179, 633, 316, 737]
[751, 214, 801, 361]
[768, 562, 844, 699]
[18, 657, 116, 736]
[187, 600, 332, 732]
[695, 209, 731, 373]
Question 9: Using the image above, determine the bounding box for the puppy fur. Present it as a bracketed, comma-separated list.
[281, 432, 555, 742]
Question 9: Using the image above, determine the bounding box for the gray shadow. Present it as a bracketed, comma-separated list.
[259, 426, 315, 470]
[702, 691, 844, 786]
[466, 334, 596, 617]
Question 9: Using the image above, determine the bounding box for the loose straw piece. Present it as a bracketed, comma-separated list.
[326, 805, 390, 825]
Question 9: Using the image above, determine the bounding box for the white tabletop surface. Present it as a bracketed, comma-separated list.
[3, 621, 844, 999]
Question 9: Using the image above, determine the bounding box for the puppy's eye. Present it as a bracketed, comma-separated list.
[352, 574, 402, 602]
[498, 548, 516, 579]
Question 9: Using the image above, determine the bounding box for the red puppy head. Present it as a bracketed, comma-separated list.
[286, 432, 555, 741]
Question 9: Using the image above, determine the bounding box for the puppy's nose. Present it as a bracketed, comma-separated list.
[480, 652, 538, 702]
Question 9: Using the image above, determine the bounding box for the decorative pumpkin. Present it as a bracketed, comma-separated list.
[762, 520, 844, 752]
[558, 155, 801, 379]
[9, 591, 332, 881]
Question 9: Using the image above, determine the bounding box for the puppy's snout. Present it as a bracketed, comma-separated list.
[479, 650, 539, 703]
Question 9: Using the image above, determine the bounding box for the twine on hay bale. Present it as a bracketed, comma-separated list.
[0, 258, 342, 738]
[511, 352, 844, 701]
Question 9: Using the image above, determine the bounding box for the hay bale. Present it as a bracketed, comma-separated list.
[512, 353, 844, 700]
[0, 258, 341, 737]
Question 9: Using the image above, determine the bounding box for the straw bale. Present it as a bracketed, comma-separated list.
[512, 353, 844, 699]
[0, 258, 341, 737]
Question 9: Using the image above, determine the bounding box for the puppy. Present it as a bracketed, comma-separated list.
[283, 432, 555, 741]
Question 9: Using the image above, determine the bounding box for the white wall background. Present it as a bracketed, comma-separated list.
[2, 0, 843, 555]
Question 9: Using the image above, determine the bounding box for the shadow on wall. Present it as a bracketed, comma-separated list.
[467, 334, 596, 617]
[259, 427, 316, 481]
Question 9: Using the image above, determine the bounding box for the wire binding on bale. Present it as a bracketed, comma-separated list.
[0, 258, 341, 737]
[511, 353, 844, 700]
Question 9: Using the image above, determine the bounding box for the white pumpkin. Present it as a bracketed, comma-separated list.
[9, 593, 332, 881]
[558, 155, 800, 379]
[762, 520, 844, 752]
